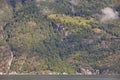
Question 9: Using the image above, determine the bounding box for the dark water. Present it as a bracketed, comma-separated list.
[0, 75, 120, 80]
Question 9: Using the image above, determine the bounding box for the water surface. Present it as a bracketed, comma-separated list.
[0, 75, 120, 80]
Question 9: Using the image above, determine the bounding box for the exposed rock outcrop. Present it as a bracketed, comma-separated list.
[76, 67, 100, 75]
[51, 22, 71, 36]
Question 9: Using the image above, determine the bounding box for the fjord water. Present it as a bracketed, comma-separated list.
[0, 75, 120, 80]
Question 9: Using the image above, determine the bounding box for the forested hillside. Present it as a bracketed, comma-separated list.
[0, 0, 120, 75]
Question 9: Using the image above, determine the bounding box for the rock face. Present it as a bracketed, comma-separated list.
[76, 68, 100, 75]
[0, 46, 13, 74]
[51, 22, 70, 36]
[0, 6, 13, 75]
[69, 0, 79, 6]
[0, 24, 13, 73]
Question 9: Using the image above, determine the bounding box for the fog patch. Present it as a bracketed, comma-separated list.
[101, 7, 119, 22]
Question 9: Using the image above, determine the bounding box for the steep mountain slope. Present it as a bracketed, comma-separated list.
[0, 0, 120, 75]
[0, 0, 14, 74]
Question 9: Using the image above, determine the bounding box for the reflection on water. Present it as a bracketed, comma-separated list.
[0, 75, 120, 80]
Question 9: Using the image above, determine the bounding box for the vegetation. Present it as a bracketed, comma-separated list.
[0, 0, 120, 74]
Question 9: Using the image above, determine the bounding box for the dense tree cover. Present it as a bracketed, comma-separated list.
[0, 0, 120, 74]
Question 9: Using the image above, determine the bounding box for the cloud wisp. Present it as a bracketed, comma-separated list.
[101, 7, 119, 22]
